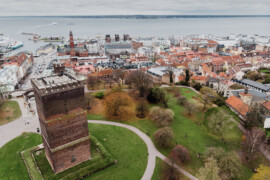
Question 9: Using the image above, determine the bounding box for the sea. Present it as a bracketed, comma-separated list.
[0, 16, 270, 53]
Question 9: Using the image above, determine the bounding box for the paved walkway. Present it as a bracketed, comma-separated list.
[0, 98, 40, 148]
[88, 120, 198, 180]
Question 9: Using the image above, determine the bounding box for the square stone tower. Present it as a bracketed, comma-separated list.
[31, 73, 91, 174]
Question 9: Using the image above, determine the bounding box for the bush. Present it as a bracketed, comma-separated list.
[179, 81, 189, 86]
[214, 96, 225, 106]
[95, 91, 105, 99]
[193, 83, 202, 91]
[154, 127, 174, 147]
[149, 107, 174, 127]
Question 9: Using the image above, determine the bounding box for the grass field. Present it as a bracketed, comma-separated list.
[86, 87, 258, 179]
[87, 123, 148, 180]
[0, 101, 21, 125]
[0, 124, 148, 180]
[0, 133, 42, 180]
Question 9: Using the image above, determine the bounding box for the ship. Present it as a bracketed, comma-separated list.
[9, 41, 24, 50]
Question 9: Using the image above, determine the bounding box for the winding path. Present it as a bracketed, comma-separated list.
[88, 120, 198, 180]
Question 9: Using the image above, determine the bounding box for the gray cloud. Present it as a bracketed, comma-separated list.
[0, 0, 269, 16]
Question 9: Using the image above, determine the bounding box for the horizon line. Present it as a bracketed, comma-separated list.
[1, 15, 270, 18]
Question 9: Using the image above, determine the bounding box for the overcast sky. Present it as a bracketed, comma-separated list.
[0, 0, 270, 16]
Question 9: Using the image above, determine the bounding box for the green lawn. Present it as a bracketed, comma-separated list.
[87, 113, 106, 120]
[151, 158, 162, 180]
[86, 124, 148, 180]
[0, 133, 42, 180]
[0, 124, 148, 180]
[0, 101, 22, 125]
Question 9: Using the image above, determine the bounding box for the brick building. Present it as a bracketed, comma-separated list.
[57, 31, 89, 59]
[31, 73, 91, 174]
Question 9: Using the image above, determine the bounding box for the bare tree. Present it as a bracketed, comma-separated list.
[136, 99, 149, 118]
[170, 145, 191, 165]
[185, 102, 193, 116]
[87, 76, 99, 90]
[242, 128, 265, 163]
[200, 87, 217, 110]
[113, 69, 126, 86]
[127, 70, 152, 97]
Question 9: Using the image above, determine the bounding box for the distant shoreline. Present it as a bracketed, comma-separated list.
[1, 15, 270, 19]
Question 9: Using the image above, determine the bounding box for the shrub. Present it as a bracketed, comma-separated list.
[149, 107, 174, 127]
[154, 127, 174, 147]
[179, 81, 189, 86]
[94, 91, 105, 99]
[214, 96, 225, 106]
[193, 83, 202, 91]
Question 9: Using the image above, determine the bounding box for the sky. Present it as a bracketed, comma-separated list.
[0, 0, 269, 16]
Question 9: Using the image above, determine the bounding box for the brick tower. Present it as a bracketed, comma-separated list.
[31, 73, 91, 174]
[69, 31, 75, 48]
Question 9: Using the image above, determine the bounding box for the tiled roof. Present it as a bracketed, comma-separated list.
[16, 53, 28, 65]
[190, 76, 206, 81]
[262, 101, 270, 111]
[225, 96, 249, 116]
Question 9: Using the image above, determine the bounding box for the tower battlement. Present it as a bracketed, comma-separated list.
[31, 73, 84, 96]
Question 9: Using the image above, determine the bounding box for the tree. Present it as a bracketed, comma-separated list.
[87, 76, 99, 90]
[200, 87, 218, 110]
[197, 157, 220, 180]
[204, 108, 234, 140]
[193, 82, 202, 91]
[136, 99, 149, 118]
[170, 145, 191, 165]
[149, 107, 174, 127]
[204, 147, 241, 180]
[162, 162, 181, 180]
[104, 92, 134, 121]
[85, 93, 97, 110]
[154, 127, 174, 147]
[185, 69, 190, 83]
[185, 102, 193, 116]
[165, 66, 174, 84]
[251, 165, 270, 180]
[127, 70, 152, 97]
[113, 69, 126, 86]
[245, 105, 264, 128]
[242, 127, 265, 163]
[147, 87, 165, 104]
[147, 87, 170, 107]
[177, 96, 187, 106]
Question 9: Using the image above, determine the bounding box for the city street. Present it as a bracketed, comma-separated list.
[22, 50, 58, 90]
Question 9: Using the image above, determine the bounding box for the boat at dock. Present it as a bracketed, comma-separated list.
[8, 41, 24, 50]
